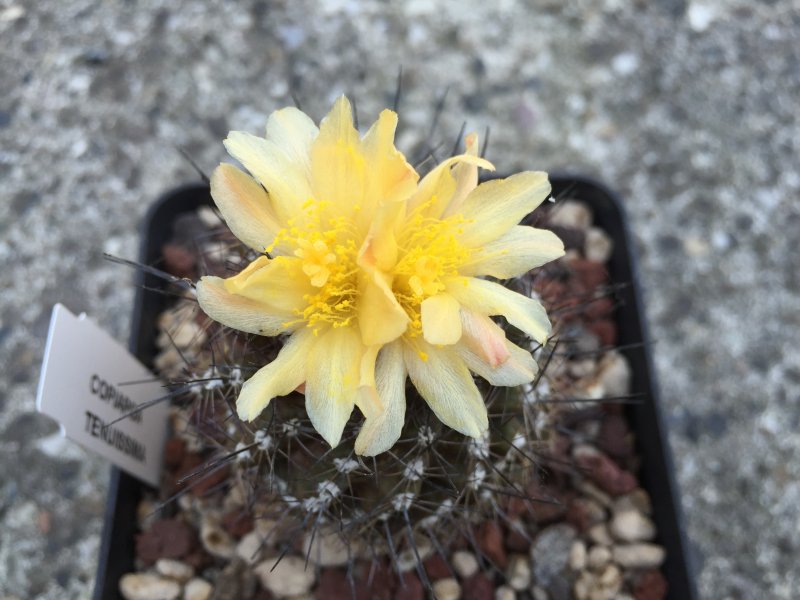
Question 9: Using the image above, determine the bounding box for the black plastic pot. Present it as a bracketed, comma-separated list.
[93, 177, 697, 600]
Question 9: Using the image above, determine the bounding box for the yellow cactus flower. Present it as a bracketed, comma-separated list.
[196, 96, 564, 456]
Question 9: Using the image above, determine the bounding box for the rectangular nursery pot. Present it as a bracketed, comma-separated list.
[93, 177, 697, 600]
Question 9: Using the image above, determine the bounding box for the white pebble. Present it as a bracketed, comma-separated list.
[183, 578, 213, 600]
[588, 524, 614, 546]
[506, 554, 531, 591]
[452, 550, 479, 578]
[255, 556, 316, 598]
[569, 540, 587, 571]
[612, 543, 666, 569]
[587, 545, 612, 571]
[432, 577, 462, 600]
[155, 559, 193, 583]
[610, 510, 656, 542]
[236, 531, 265, 565]
[119, 573, 181, 600]
[585, 227, 614, 263]
[303, 529, 352, 567]
[495, 585, 516, 600]
[550, 200, 593, 230]
[200, 519, 235, 559]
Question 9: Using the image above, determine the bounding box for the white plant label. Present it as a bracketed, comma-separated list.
[36, 303, 168, 486]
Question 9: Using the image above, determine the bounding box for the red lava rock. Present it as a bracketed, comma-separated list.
[566, 498, 605, 532]
[476, 521, 507, 569]
[596, 413, 634, 459]
[135, 518, 196, 565]
[574, 447, 638, 496]
[316, 569, 371, 600]
[462, 572, 494, 600]
[252, 590, 276, 600]
[523, 479, 573, 524]
[588, 319, 618, 347]
[394, 572, 424, 600]
[364, 561, 395, 600]
[504, 520, 531, 553]
[423, 554, 452, 580]
[175, 453, 230, 496]
[162, 243, 195, 278]
[633, 569, 669, 600]
[163, 437, 186, 470]
[585, 296, 615, 320]
[570, 258, 609, 290]
[221, 509, 255, 538]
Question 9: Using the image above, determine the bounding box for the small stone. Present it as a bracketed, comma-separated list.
[394, 571, 424, 600]
[566, 498, 606, 532]
[255, 556, 316, 597]
[423, 554, 453, 580]
[200, 519, 235, 559]
[573, 571, 594, 600]
[221, 509, 255, 538]
[595, 414, 633, 459]
[576, 481, 612, 508]
[463, 573, 494, 600]
[568, 540, 586, 571]
[236, 531, 265, 565]
[530, 524, 577, 600]
[586, 545, 612, 571]
[314, 568, 368, 600]
[610, 510, 656, 542]
[183, 578, 213, 600]
[590, 352, 632, 399]
[395, 534, 434, 572]
[164, 438, 187, 470]
[613, 489, 653, 516]
[589, 564, 622, 600]
[504, 519, 531, 553]
[584, 227, 613, 263]
[156, 559, 194, 582]
[495, 585, 516, 600]
[573, 445, 637, 497]
[549, 200, 593, 230]
[506, 554, 531, 591]
[432, 578, 461, 600]
[162, 243, 196, 278]
[612, 544, 666, 569]
[633, 569, 668, 600]
[119, 573, 181, 600]
[303, 529, 351, 567]
[531, 586, 549, 600]
[588, 524, 614, 547]
[136, 519, 196, 566]
[477, 521, 507, 569]
[452, 551, 479, 578]
[212, 560, 259, 600]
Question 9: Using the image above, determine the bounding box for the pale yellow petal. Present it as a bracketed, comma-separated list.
[357, 197, 404, 272]
[224, 256, 312, 315]
[458, 171, 551, 247]
[357, 270, 409, 347]
[196, 275, 294, 336]
[224, 131, 313, 225]
[406, 153, 494, 219]
[403, 341, 488, 438]
[236, 329, 312, 421]
[354, 341, 407, 456]
[446, 276, 552, 345]
[457, 336, 537, 387]
[361, 109, 419, 217]
[310, 96, 366, 216]
[458, 309, 510, 368]
[210, 164, 281, 252]
[461, 225, 565, 279]
[305, 327, 362, 448]
[420, 293, 462, 345]
[442, 131, 480, 217]
[265, 106, 318, 176]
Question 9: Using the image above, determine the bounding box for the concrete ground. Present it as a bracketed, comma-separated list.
[1, 1, 797, 598]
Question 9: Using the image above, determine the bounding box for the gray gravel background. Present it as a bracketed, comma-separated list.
[1, 1, 797, 598]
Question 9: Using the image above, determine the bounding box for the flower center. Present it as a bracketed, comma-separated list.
[394, 211, 472, 337]
[270, 201, 360, 333]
